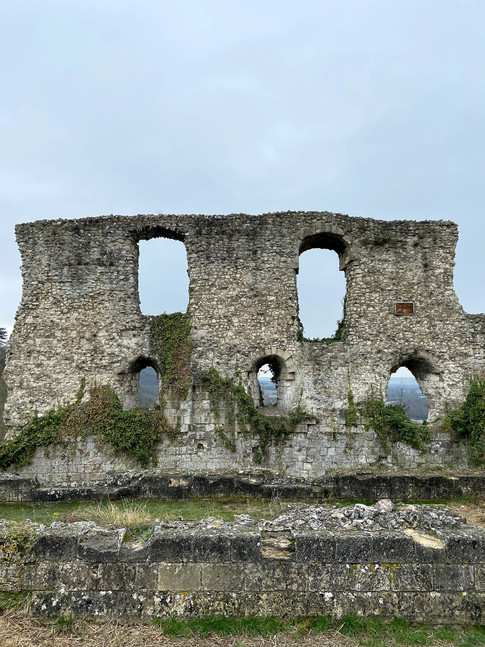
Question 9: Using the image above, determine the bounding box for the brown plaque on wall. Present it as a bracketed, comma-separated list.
[395, 302, 414, 315]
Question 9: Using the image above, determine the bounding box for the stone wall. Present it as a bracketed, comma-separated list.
[2, 471, 485, 504]
[9, 428, 469, 486]
[3, 211, 485, 476]
[2, 515, 485, 623]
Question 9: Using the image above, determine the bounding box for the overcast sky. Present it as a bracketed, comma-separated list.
[1, 0, 485, 342]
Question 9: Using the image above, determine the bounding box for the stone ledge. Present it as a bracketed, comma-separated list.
[2, 470, 485, 503]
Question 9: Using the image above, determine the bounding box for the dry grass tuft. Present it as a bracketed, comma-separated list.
[66, 501, 153, 531]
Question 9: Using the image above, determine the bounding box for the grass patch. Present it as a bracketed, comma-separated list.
[154, 615, 287, 636]
[2, 609, 485, 645]
[0, 592, 29, 612]
[152, 615, 485, 645]
[1, 497, 482, 529]
[0, 496, 291, 528]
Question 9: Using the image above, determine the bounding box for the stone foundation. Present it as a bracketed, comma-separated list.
[1, 470, 485, 504]
[2, 513, 485, 623]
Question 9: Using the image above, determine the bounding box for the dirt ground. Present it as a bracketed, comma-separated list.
[447, 500, 485, 527]
[0, 609, 359, 647]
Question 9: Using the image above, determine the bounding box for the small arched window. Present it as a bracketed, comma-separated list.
[257, 363, 278, 406]
[124, 356, 160, 410]
[251, 352, 295, 411]
[386, 366, 428, 421]
[139, 366, 159, 408]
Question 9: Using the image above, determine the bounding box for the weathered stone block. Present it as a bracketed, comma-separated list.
[258, 562, 302, 591]
[135, 563, 158, 589]
[23, 562, 99, 592]
[294, 531, 335, 562]
[200, 563, 246, 591]
[78, 529, 124, 562]
[389, 563, 433, 591]
[305, 563, 348, 592]
[444, 531, 485, 563]
[32, 530, 78, 561]
[346, 563, 392, 591]
[372, 532, 415, 562]
[149, 531, 192, 563]
[98, 563, 136, 590]
[158, 563, 202, 591]
[335, 532, 373, 563]
[473, 564, 485, 591]
[433, 564, 475, 591]
[230, 532, 261, 561]
[191, 533, 231, 562]
[0, 563, 22, 591]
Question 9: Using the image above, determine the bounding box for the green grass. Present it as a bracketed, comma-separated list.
[0, 592, 29, 612]
[0, 496, 293, 528]
[154, 615, 288, 636]
[0, 495, 481, 529]
[151, 614, 485, 645]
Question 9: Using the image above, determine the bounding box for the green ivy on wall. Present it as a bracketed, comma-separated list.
[150, 312, 192, 401]
[201, 367, 308, 464]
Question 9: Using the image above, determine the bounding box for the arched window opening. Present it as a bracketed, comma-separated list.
[139, 366, 159, 409]
[297, 247, 346, 340]
[257, 363, 278, 406]
[138, 237, 189, 315]
[386, 366, 428, 421]
[122, 356, 159, 410]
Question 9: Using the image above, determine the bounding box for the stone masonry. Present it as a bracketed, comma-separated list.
[3, 211, 485, 478]
[3, 504, 485, 623]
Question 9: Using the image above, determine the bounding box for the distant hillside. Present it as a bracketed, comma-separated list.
[387, 376, 428, 421]
[259, 377, 277, 405]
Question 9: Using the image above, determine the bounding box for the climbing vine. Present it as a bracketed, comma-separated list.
[201, 367, 308, 464]
[0, 380, 86, 470]
[443, 376, 485, 466]
[344, 388, 358, 427]
[362, 396, 430, 452]
[150, 312, 192, 401]
[0, 382, 175, 470]
[343, 386, 430, 452]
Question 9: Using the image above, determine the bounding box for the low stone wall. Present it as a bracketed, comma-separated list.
[2, 515, 485, 623]
[2, 471, 485, 504]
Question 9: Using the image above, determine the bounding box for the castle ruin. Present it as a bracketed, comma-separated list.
[3, 210, 484, 480]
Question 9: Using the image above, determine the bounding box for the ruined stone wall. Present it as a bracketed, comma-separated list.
[3, 211, 485, 476]
[3, 517, 485, 623]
